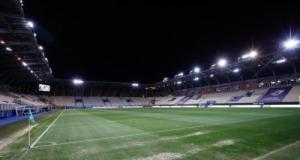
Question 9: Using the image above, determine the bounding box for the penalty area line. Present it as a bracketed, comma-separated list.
[30, 111, 64, 148]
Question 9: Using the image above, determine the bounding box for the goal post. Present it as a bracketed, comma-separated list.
[15, 106, 26, 116]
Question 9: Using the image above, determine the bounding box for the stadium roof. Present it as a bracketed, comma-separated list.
[0, 0, 53, 86]
[154, 50, 300, 89]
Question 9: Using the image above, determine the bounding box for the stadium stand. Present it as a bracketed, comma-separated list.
[283, 85, 300, 103]
[1, 84, 300, 109]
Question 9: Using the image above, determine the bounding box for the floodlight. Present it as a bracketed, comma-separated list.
[73, 79, 84, 85]
[6, 47, 12, 52]
[233, 68, 240, 73]
[241, 50, 258, 60]
[274, 58, 287, 64]
[193, 67, 200, 74]
[132, 83, 139, 87]
[210, 74, 214, 78]
[282, 38, 299, 50]
[217, 58, 227, 68]
[271, 81, 276, 85]
[33, 33, 37, 37]
[277, 80, 281, 83]
[17, 57, 21, 61]
[30, 70, 34, 74]
[26, 21, 34, 28]
[22, 61, 28, 67]
[176, 81, 182, 85]
[0, 40, 5, 45]
[193, 77, 199, 81]
[38, 45, 44, 50]
[178, 72, 184, 77]
[163, 77, 169, 82]
[249, 50, 258, 58]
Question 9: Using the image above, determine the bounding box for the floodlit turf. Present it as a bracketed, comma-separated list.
[1, 108, 300, 160]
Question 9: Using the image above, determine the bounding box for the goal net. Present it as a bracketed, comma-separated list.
[15, 106, 37, 116]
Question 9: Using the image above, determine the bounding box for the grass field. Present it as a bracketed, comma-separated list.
[1, 108, 300, 160]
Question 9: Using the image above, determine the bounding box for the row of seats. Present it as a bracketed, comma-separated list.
[0, 92, 45, 106]
[1, 85, 299, 107]
[153, 85, 299, 105]
[283, 85, 300, 102]
[49, 96, 149, 107]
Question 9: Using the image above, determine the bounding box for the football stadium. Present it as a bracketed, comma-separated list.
[1, 1, 300, 160]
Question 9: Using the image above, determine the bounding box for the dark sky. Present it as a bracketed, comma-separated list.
[23, 1, 300, 83]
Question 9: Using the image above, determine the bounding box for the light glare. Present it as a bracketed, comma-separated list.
[132, 83, 139, 87]
[73, 79, 84, 85]
[233, 68, 240, 73]
[283, 38, 300, 50]
[193, 67, 200, 74]
[6, 47, 12, 52]
[163, 77, 168, 82]
[274, 58, 287, 64]
[22, 61, 28, 67]
[38, 45, 44, 50]
[217, 58, 227, 68]
[176, 81, 182, 85]
[26, 21, 34, 28]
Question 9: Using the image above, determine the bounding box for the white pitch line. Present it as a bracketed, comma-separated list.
[30, 111, 64, 148]
[32, 112, 300, 148]
[253, 141, 300, 160]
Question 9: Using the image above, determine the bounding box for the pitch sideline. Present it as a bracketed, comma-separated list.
[30, 111, 64, 148]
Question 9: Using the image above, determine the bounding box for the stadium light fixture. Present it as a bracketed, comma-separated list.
[274, 58, 287, 64]
[176, 81, 182, 85]
[210, 64, 216, 69]
[6, 47, 12, 52]
[73, 78, 84, 85]
[22, 61, 28, 67]
[241, 50, 258, 60]
[193, 77, 200, 81]
[163, 77, 169, 82]
[193, 67, 201, 74]
[249, 50, 258, 58]
[217, 58, 227, 68]
[132, 83, 139, 87]
[282, 38, 300, 50]
[26, 21, 34, 28]
[277, 80, 281, 83]
[233, 68, 240, 73]
[178, 72, 184, 77]
[38, 45, 44, 50]
[271, 81, 276, 85]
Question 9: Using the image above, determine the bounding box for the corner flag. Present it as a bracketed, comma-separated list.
[29, 110, 35, 124]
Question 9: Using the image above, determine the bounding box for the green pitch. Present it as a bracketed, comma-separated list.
[1, 108, 300, 160]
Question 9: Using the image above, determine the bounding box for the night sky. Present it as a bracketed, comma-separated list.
[23, 1, 300, 83]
